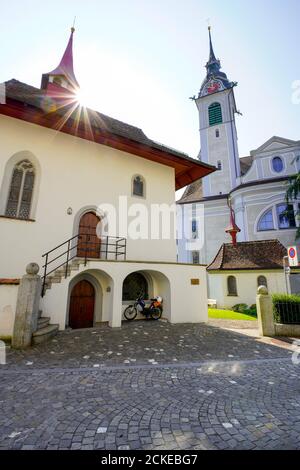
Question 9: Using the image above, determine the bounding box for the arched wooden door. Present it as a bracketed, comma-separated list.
[69, 280, 95, 329]
[77, 212, 101, 258]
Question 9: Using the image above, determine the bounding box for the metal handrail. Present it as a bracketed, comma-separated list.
[41, 233, 127, 296]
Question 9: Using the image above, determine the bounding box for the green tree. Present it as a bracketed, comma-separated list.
[286, 167, 300, 239]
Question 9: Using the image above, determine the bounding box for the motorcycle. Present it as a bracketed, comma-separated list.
[124, 294, 163, 321]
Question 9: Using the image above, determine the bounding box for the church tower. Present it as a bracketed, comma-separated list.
[195, 27, 240, 197]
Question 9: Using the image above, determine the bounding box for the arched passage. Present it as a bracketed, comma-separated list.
[122, 269, 171, 321]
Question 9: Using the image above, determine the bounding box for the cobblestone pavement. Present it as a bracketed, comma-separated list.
[3, 321, 292, 369]
[1, 322, 300, 450]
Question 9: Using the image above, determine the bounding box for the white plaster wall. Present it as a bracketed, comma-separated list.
[0, 115, 177, 278]
[40, 260, 208, 330]
[209, 271, 286, 309]
[0, 284, 18, 337]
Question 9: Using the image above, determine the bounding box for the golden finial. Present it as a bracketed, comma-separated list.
[71, 16, 76, 33]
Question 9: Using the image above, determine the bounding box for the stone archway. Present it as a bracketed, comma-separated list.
[121, 269, 171, 321]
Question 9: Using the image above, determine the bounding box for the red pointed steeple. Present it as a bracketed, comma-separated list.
[225, 198, 241, 246]
[41, 27, 79, 95]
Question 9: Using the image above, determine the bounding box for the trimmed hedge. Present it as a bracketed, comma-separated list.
[272, 293, 300, 324]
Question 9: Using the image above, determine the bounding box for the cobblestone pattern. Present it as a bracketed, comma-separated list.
[4, 322, 291, 370]
[0, 358, 300, 450]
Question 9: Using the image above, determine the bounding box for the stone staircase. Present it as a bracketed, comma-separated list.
[32, 309, 59, 345]
[43, 258, 86, 293]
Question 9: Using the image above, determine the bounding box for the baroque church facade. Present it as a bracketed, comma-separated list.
[178, 28, 300, 301]
[0, 28, 215, 343]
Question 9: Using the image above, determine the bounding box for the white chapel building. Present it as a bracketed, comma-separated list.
[178, 28, 300, 305]
[0, 28, 215, 342]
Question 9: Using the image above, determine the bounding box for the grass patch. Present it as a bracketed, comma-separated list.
[208, 308, 257, 321]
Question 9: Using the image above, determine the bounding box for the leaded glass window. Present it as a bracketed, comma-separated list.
[5, 160, 35, 219]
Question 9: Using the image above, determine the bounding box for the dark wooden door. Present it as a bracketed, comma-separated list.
[77, 212, 101, 258]
[69, 280, 95, 329]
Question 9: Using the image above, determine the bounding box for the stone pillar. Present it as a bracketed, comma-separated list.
[256, 285, 275, 337]
[12, 263, 42, 349]
[109, 281, 123, 328]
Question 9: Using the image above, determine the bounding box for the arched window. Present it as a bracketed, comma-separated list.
[276, 203, 296, 229]
[132, 175, 144, 197]
[257, 276, 268, 288]
[257, 209, 274, 231]
[122, 272, 149, 301]
[227, 276, 237, 296]
[216, 129, 220, 138]
[208, 102, 222, 126]
[5, 160, 35, 219]
[272, 156, 283, 173]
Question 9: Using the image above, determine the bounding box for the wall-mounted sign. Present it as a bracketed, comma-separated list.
[191, 279, 200, 285]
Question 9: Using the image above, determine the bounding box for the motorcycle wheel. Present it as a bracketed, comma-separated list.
[124, 305, 138, 321]
[150, 307, 162, 321]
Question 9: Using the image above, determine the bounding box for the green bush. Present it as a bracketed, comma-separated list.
[232, 303, 257, 317]
[272, 293, 300, 324]
[232, 303, 248, 313]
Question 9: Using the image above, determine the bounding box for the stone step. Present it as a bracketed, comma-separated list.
[54, 269, 71, 278]
[37, 317, 50, 329]
[48, 276, 61, 284]
[32, 324, 59, 345]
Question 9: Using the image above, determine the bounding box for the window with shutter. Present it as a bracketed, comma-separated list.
[208, 102, 223, 126]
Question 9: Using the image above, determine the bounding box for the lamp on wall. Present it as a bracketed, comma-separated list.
[67, 207, 73, 215]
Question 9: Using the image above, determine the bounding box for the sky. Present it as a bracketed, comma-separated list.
[0, 0, 299, 164]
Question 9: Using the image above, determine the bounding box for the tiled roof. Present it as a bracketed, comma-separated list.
[207, 239, 287, 271]
[4, 79, 189, 159]
[178, 179, 203, 203]
[240, 155, 253, 175]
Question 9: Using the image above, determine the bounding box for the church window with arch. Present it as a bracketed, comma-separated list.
[5, 160, 35, 219]
[227, 276, 237, 296]
[208, 102, 223, 126]
[257, 209, 274, 231]
[257, 275, 268, 288]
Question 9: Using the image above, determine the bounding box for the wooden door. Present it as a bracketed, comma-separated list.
[77, 212, 101, 258]
[69, 280, 95, 329]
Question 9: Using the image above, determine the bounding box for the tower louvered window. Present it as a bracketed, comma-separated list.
[5, 160, 35, 219]
[208, 102, 222, 126]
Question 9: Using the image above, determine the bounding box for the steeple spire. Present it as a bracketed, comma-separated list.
[41, 27, 79, 94]
[198, 26, 234, 98]
[206, 26, 221, 77]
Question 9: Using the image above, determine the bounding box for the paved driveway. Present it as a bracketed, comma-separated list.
[1, 321, 299, 450]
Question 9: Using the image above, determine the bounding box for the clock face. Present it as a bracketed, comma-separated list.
[201, 79, 224, 97]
